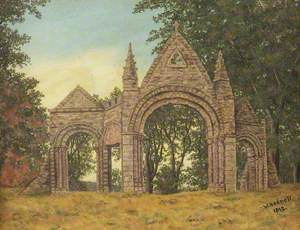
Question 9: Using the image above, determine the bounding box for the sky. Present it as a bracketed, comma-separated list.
[16, 0, 159, 109]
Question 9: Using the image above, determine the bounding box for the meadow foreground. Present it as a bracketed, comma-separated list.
[0, 184, 299, 230]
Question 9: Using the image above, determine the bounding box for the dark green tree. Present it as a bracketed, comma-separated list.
[66, 133, 96, 190]
[144, 104, 207, 193]
[0, 0, 49, 183]
[93, 87, 122, 106]
[111, 168, 122, 192]
[144, 113, 165, 193]
[134, 0, 300, 180]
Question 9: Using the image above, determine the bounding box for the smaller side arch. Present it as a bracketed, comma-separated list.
[50, 123, 104, 192]
[52, 122, 102, 147]
[237, 134, 263, 158]
[236, 136, 265, 191]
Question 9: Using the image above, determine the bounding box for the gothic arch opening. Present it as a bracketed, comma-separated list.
[51, 124, 102, 192]
[66, 132, 97, 191]
[143, 103, 208, 194]
[125, 87, 227, 192]
[236, 139, 258, 191]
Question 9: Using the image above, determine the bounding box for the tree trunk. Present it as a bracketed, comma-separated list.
[293, 163, 297, 184]
[146, 169, 153, 193]
[274, 120, 280, 174]
[297, 164, 300, 183]
[147, 178, 153, 193]
[292, 163, 300, 184]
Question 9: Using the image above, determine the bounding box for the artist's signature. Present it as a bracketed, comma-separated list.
[262, 195, 292, 214]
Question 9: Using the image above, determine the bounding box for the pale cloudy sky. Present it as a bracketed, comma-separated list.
[16, 0, 159, 109]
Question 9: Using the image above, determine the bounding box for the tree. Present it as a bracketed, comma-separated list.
[66, 132, 96, 190]
[93, 87, 122, 105]
[0, 0, 49, 186]
[144, 104, 207, 193]
[134, 0, 300, 180]
[111, 168, 122, 192]
[144, 111, 165, 193]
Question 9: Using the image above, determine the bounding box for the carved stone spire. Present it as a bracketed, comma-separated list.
[214, 50, 229, 82]
[173, 21, 180, 34]
[122, 42, 138, 89]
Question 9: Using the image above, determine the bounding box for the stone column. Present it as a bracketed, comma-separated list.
[102, 146, 110, 192]
[107, 146, 112, 192]
[217, 138, 225, 192]
[224, 136, 237, 192]
[122, 133, 135, 192]
[122, 132, 144, 192]
[53, 146, 68, 192]
[95, 145, 103, 192]
[134, 134, 144, 192]
[62, 146, 69, 191]
[207, 138, 214, 192]
[50, 147, 57, 192]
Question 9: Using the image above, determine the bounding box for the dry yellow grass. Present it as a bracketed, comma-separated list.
[0, 184, 299, 230]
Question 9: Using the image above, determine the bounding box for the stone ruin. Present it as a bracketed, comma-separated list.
[27, 24, 279, 194]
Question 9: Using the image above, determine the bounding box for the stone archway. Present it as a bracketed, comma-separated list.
[27, 22, 279, 194]
[50, 123, 103, 192]
[121, 85, 235, 193]
[237, 134, 265, 191]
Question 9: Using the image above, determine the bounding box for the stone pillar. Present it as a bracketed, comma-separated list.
[63, 146, 69, 190]
[134, 134, 144, 192]
[217, 138, 225, 192]
[50, 147, 57, 192]
[207, 138, 214, 191]
[95, 145, 103, 192]
[122, 132, 144, 192]
[208, 137, 226, 192]
[102, 146, 111, 192]
[108, 146, 112, 192]
[224, 136, 237, 192]
[122, 133, 135, 192]
[53, 146, 68, 192]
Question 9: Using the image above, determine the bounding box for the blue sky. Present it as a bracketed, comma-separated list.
[17, 0, 159, 108]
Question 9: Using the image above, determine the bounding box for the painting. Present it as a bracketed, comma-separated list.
[0, 1, 299, 229]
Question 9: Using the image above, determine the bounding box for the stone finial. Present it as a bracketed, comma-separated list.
[123, 42, 137, 79]
[214, 50, 229, 82]
[173, 21, 180, 33]
[122, 42, 138, 89]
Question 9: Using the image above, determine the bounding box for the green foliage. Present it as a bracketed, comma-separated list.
[0, 0, 49, 178]
[144, 104, 207, 193]
[153, 165, 177, 194]
[93, 87, 122, 105]
[134, 0, 300, 181]
[111, 168, 122, 192]
[66, 133, 96, 189]
[0, 0, 49, 70]
[111, 146, 121, 161]
[180, 146, 208, 191]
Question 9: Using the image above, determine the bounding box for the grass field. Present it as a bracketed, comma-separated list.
[0, 184, 299, 230]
